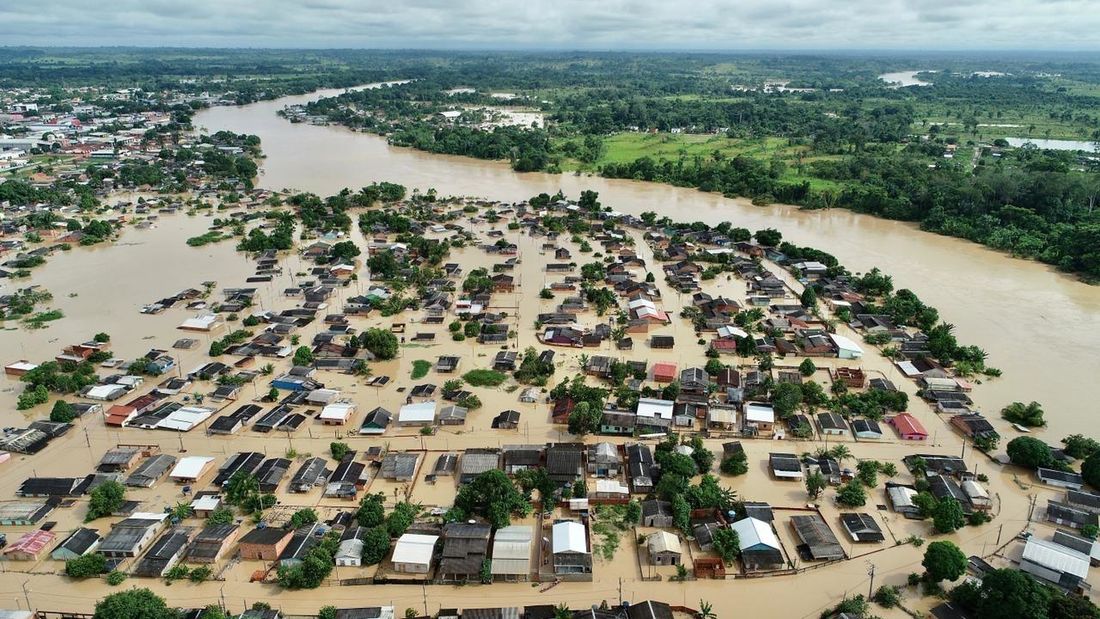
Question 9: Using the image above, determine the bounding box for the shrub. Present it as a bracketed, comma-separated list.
[462, 369, 508, 387]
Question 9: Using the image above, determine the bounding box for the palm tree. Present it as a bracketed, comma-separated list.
[578, 353, 590, 370]
[829, 445, 852, 463]
[697, 601, 717, 619]
[554, 604, 572, 619]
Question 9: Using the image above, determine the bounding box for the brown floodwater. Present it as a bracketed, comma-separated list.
[194, 88, 1100, 439]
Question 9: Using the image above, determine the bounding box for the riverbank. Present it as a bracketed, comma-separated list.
[190, 93, 1100, 440]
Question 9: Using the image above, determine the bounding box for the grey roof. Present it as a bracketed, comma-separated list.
[125, 454, 176, 487]
[791, 514, 845, 560]
[382, 453, 420, 480]
[459, 451, 500, 481]
[133, 528, 193, 576]
[840, 513, 885, 543]
[56, 527, 101, 555]
[433, 453, 458, 475]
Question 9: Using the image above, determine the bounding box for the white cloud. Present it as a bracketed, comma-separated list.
[0, 0, 1097, 49]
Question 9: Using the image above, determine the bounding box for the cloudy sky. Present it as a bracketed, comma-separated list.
[2, 0, 1098, 50]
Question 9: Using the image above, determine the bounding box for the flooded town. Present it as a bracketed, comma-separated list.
[1, 37, 1100, 619]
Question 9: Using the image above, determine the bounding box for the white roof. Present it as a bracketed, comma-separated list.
[744, 402, 775, 424]
[4, 361, 37, 372]
[190, 495, 220, 511]
[337, 538, 364, 560]
[731, 517, 780, 551]
[636, 398, 674, 420]
[595, 479, 629, 495]
[716, 325, 749, 339]
[708, 408, 737, 424]
[306, 388, 341, 404]
[1023, 537, 1090, 579]
[86, 384, 125, 400]
[552, 521, 588, 554]
[320, 402, 356, 421]
[156, 406, 214, 431]
[391, 533, 438, 566]
[491, 525, 533, 574]
[178, 314, 219, 330]
[829, 333, 864, 356]
[961, 480, 989, 500]
[647, 530, 680, 554]
[129, 512, 169, 523]
[896, 361, 921, 377]
[399, 401, 436, 423]
[170, 456, 214, 479]
[628, 298, 657, 311]
[888, 485, 918, 508]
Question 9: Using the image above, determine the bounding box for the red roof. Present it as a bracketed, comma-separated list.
[890, 413, 928, 438]
[652, 362, 677, 381]
[710, 339, 737, 350]
[4, 529, 55, 556]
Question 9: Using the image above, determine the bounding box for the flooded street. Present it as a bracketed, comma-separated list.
[193, 89, 1100, 439]
[0, 86, 1094, 619]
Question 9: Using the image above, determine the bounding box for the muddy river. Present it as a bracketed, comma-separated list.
[193, 87, 1100, 440]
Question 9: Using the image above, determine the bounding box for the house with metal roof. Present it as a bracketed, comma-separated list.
[398, 401, 437, 426]
[238, 527, 293, 561]
[1021, 537, 1091, 590]
[381, 452, 420, 482]
[0, 499, 58, 526]
[645, 531, 681, 566]
[99, 513, 169, 558]
[1052, 530, 1100, 566]
[1038, 468, 1085, 490]
[439, 522, 491, 582]
[169, 456, 215, 484]
[790, 514, 845, 561]
[50, 527, 101, 561]
[359, 407, 392, 435]
[1047, 500, 1100, 530]
[731, 517, 784, 571]
[459, 450, 500, 484]
[289, 457, 331, 493]
[124, 454, 176, 488]
[3, 529, 55, 561]
[280, 524, 323, 567]
[133, 527, 193, 577]
[840, 513, 884, 543]
[391, 533, 438, 574]
[586, 442, 622, 478]
[187, 524, 240, 563]
[627, 443, 655, 493]
[769, 453, 803, 480]
[490, 525, 533, 581]
[551, 520, 591, 579]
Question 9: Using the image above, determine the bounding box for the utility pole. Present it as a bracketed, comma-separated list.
[422, 582, 429, 617]
[996, 523, 1004, 547]
[866, 563, 875, 600]
[618, 577, 623, 605]
[21, 580, 30, 613]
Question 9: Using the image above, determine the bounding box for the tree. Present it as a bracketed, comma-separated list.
[1049, 592, 1100, 619]
[1062, 434, 1100, 460]
[754, 228, 782, 246]
[805, 471, 827, 499]
[567, 401, 602, 436]
[359, 328, 399, 360]
[289, 508, 319, 529]
[329, 240, 360, 262]
[932, 498, 966, 534]
[836, 480, 866, 507]
[922, 540, 967, 582]
[697, 601, 717, 619]
[1001, 401, 1046, 427]
[319, 607, 339, 619]
[208, 507, 234, 526]
[292, 346, 314, 366]
[361, 526, 392, 565]
[93, 588, 177, 619]
[720, 452, 748, 476]
[450, 469, 531, 529]
[86, 480, 126, 521]
[973, 569, 1052, 619]
[356, 493, 386, 528]
[66, 553, 108, 578]
[798, 358, 816, 377]
[330, 441, 350, 461]
[799, 286, 817, 309]
[770, 382, 803, 418]
[1006, 436, 1055, 469]
[50, 399, 75, 423]
[712, 526, 740, 563]
[1084, 450, 1100, 490]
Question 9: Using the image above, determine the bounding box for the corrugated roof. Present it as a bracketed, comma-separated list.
[1023, 537, 1090, 579]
